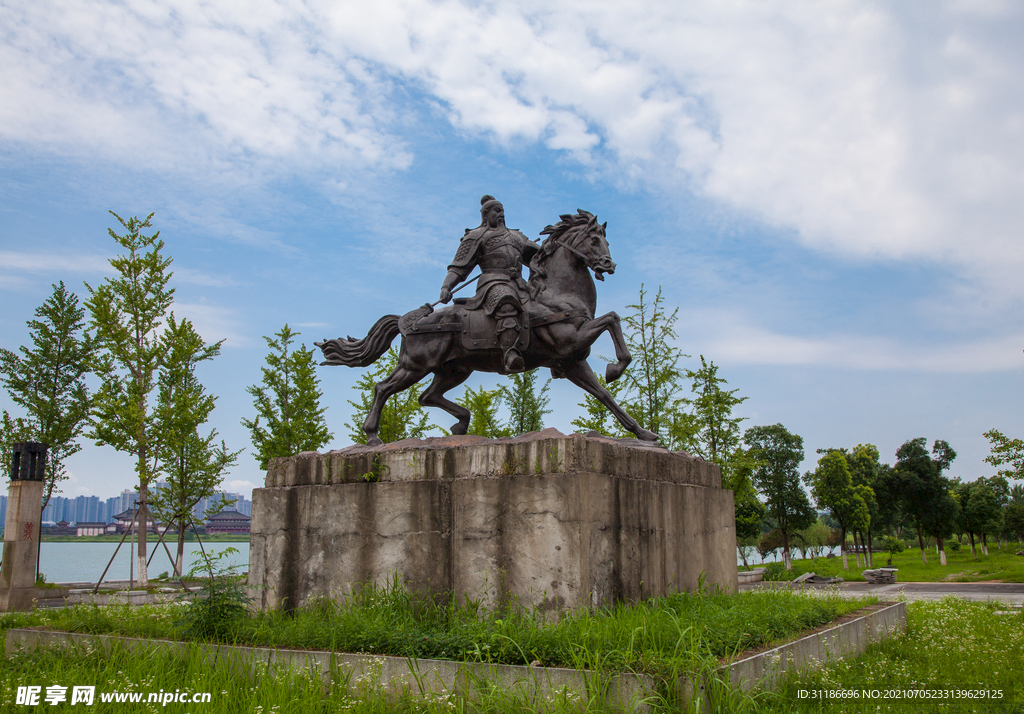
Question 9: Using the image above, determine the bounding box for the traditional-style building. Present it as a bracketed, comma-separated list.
[109, 508, 157, 535]
[43, 520, 76, 536]
[204, 510, 250, 535]
[75, 522, 106, 537]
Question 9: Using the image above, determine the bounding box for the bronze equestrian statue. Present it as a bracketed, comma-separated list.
[316, 196, 658, 446]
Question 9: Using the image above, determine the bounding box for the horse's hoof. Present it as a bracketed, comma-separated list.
[451, 423, 468, 436]
[605, 362, 627, 383]
[366, 435, 383, 446]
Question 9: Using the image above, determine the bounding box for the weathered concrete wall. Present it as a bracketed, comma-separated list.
[0, 477, 45, 612]
[249, 429, 737, 611]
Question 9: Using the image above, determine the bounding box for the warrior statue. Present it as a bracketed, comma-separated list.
[439, 195, 538, 373]
[317, 197, 660, 445]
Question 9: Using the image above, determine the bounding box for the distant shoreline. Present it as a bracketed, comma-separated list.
[33, 534, 251, 543]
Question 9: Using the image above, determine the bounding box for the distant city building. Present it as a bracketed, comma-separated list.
[204, 510, 250, 535]
[3, 488, 252, 529]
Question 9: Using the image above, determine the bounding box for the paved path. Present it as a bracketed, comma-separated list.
[741, 580, 1024, 606]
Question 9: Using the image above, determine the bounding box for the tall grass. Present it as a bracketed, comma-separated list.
[0, 638, 611, 713]
[766, 597, 1024, 714]
[0, 578, 871, 682]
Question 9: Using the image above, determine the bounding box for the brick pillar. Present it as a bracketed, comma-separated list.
[0, 443, 47, 611]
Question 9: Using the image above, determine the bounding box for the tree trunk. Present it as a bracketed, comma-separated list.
[969, 532, 977, 557]
[841, 527, 848, 570]
[175, 526, 186, 578]
[982, 534, 989, 556]
[917, 527, 927, 565]
[782, 531, 792, 570]
[937, 536, 947, 567]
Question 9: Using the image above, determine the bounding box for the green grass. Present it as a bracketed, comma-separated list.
[0, 637, 601, 713]
[0, 579, 871, 683]
[764, 597, 1024, 714]
[3, 597, 1020, 713]
[754, 544, 1024, 583]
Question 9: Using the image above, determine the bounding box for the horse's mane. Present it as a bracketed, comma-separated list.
[529, 209, 598, 279]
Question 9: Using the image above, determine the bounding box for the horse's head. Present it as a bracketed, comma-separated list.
[535, 209, 616, 281]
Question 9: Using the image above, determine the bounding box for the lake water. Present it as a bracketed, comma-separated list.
[0, 541, 250, 584]
[0, 541, 835, 584]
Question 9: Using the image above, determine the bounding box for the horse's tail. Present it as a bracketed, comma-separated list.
[315, 315, 400, 367]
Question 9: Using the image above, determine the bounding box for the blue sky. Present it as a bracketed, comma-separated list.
[1, 0, 1021, 500]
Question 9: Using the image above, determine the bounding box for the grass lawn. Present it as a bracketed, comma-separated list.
[2, 596, 1018, 713]
[766, 598, 1024, 714]
[754, 544, 1024, 583]
[0, 579, 872, 682]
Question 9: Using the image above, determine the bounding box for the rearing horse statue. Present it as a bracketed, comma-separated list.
[316, 208, 659, 446]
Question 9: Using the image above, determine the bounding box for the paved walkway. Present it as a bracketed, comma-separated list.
[740, 580, 1024, 606]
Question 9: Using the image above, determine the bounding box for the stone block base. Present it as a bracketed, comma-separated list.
[249, 430, 736, 611]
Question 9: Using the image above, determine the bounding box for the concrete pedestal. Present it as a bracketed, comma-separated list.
[249, 429, 737, 612]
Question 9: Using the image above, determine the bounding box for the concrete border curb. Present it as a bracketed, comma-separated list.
[3, 602, 905, 710]
[718, 601, 906, 692]
[3, 628, 656, 711]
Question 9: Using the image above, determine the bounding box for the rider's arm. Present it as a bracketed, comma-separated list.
[439, 269, 462, 303]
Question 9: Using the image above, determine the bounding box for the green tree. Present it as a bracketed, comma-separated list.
[85, 212, 175, 588]
[149, 316, 240, 577]
[673, 355, 747, 463]
[502, 369, 551, 435]
[805, 450, 869, 570]
[0, 282, 95, 518]
[242, 324, 332, 469]
[618, 284, 688, 443]
[345, 347, 433, 445]
[983, 429, 1024, 481]
[846, 444, 885, 567]
[732, 466, 766, 569]
[458, 385, 508, 438]
[1005, 494, 1024, 547]
[744, 423, 815, 570]
[893, 437, 956, 565]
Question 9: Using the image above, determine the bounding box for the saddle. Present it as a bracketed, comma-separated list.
[398, 303, 589, 353]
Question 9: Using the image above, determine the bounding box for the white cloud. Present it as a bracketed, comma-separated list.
[696, 316, 1024, 373]
[173, 302, 248, 348]
[226, 479, 258, 494]
[0, 251, 110, 274]
[3, 0, 1023, 292]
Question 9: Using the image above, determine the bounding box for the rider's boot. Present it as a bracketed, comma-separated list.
[495, 304, 525, 373]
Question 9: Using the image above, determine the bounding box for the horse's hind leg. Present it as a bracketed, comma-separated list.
[364, 364, 430, 446]
[560, 360, 658, 442]
[419, 368, 473, 435]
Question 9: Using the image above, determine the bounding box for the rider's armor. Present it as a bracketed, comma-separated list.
[442, 208, 538, 373]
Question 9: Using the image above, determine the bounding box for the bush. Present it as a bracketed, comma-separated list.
[763, 561, 806, 581]
[946, 539, 961, 552]
[176, 547, 250, 641]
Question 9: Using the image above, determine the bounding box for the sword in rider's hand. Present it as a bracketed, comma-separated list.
[430, 273, 480, 308]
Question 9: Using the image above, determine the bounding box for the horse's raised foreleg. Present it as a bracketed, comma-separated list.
[419, 369, 473, 435]
[363, 362, 430, 446]
[575, 312, 631, 382]
[561, 360, 658, 442]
